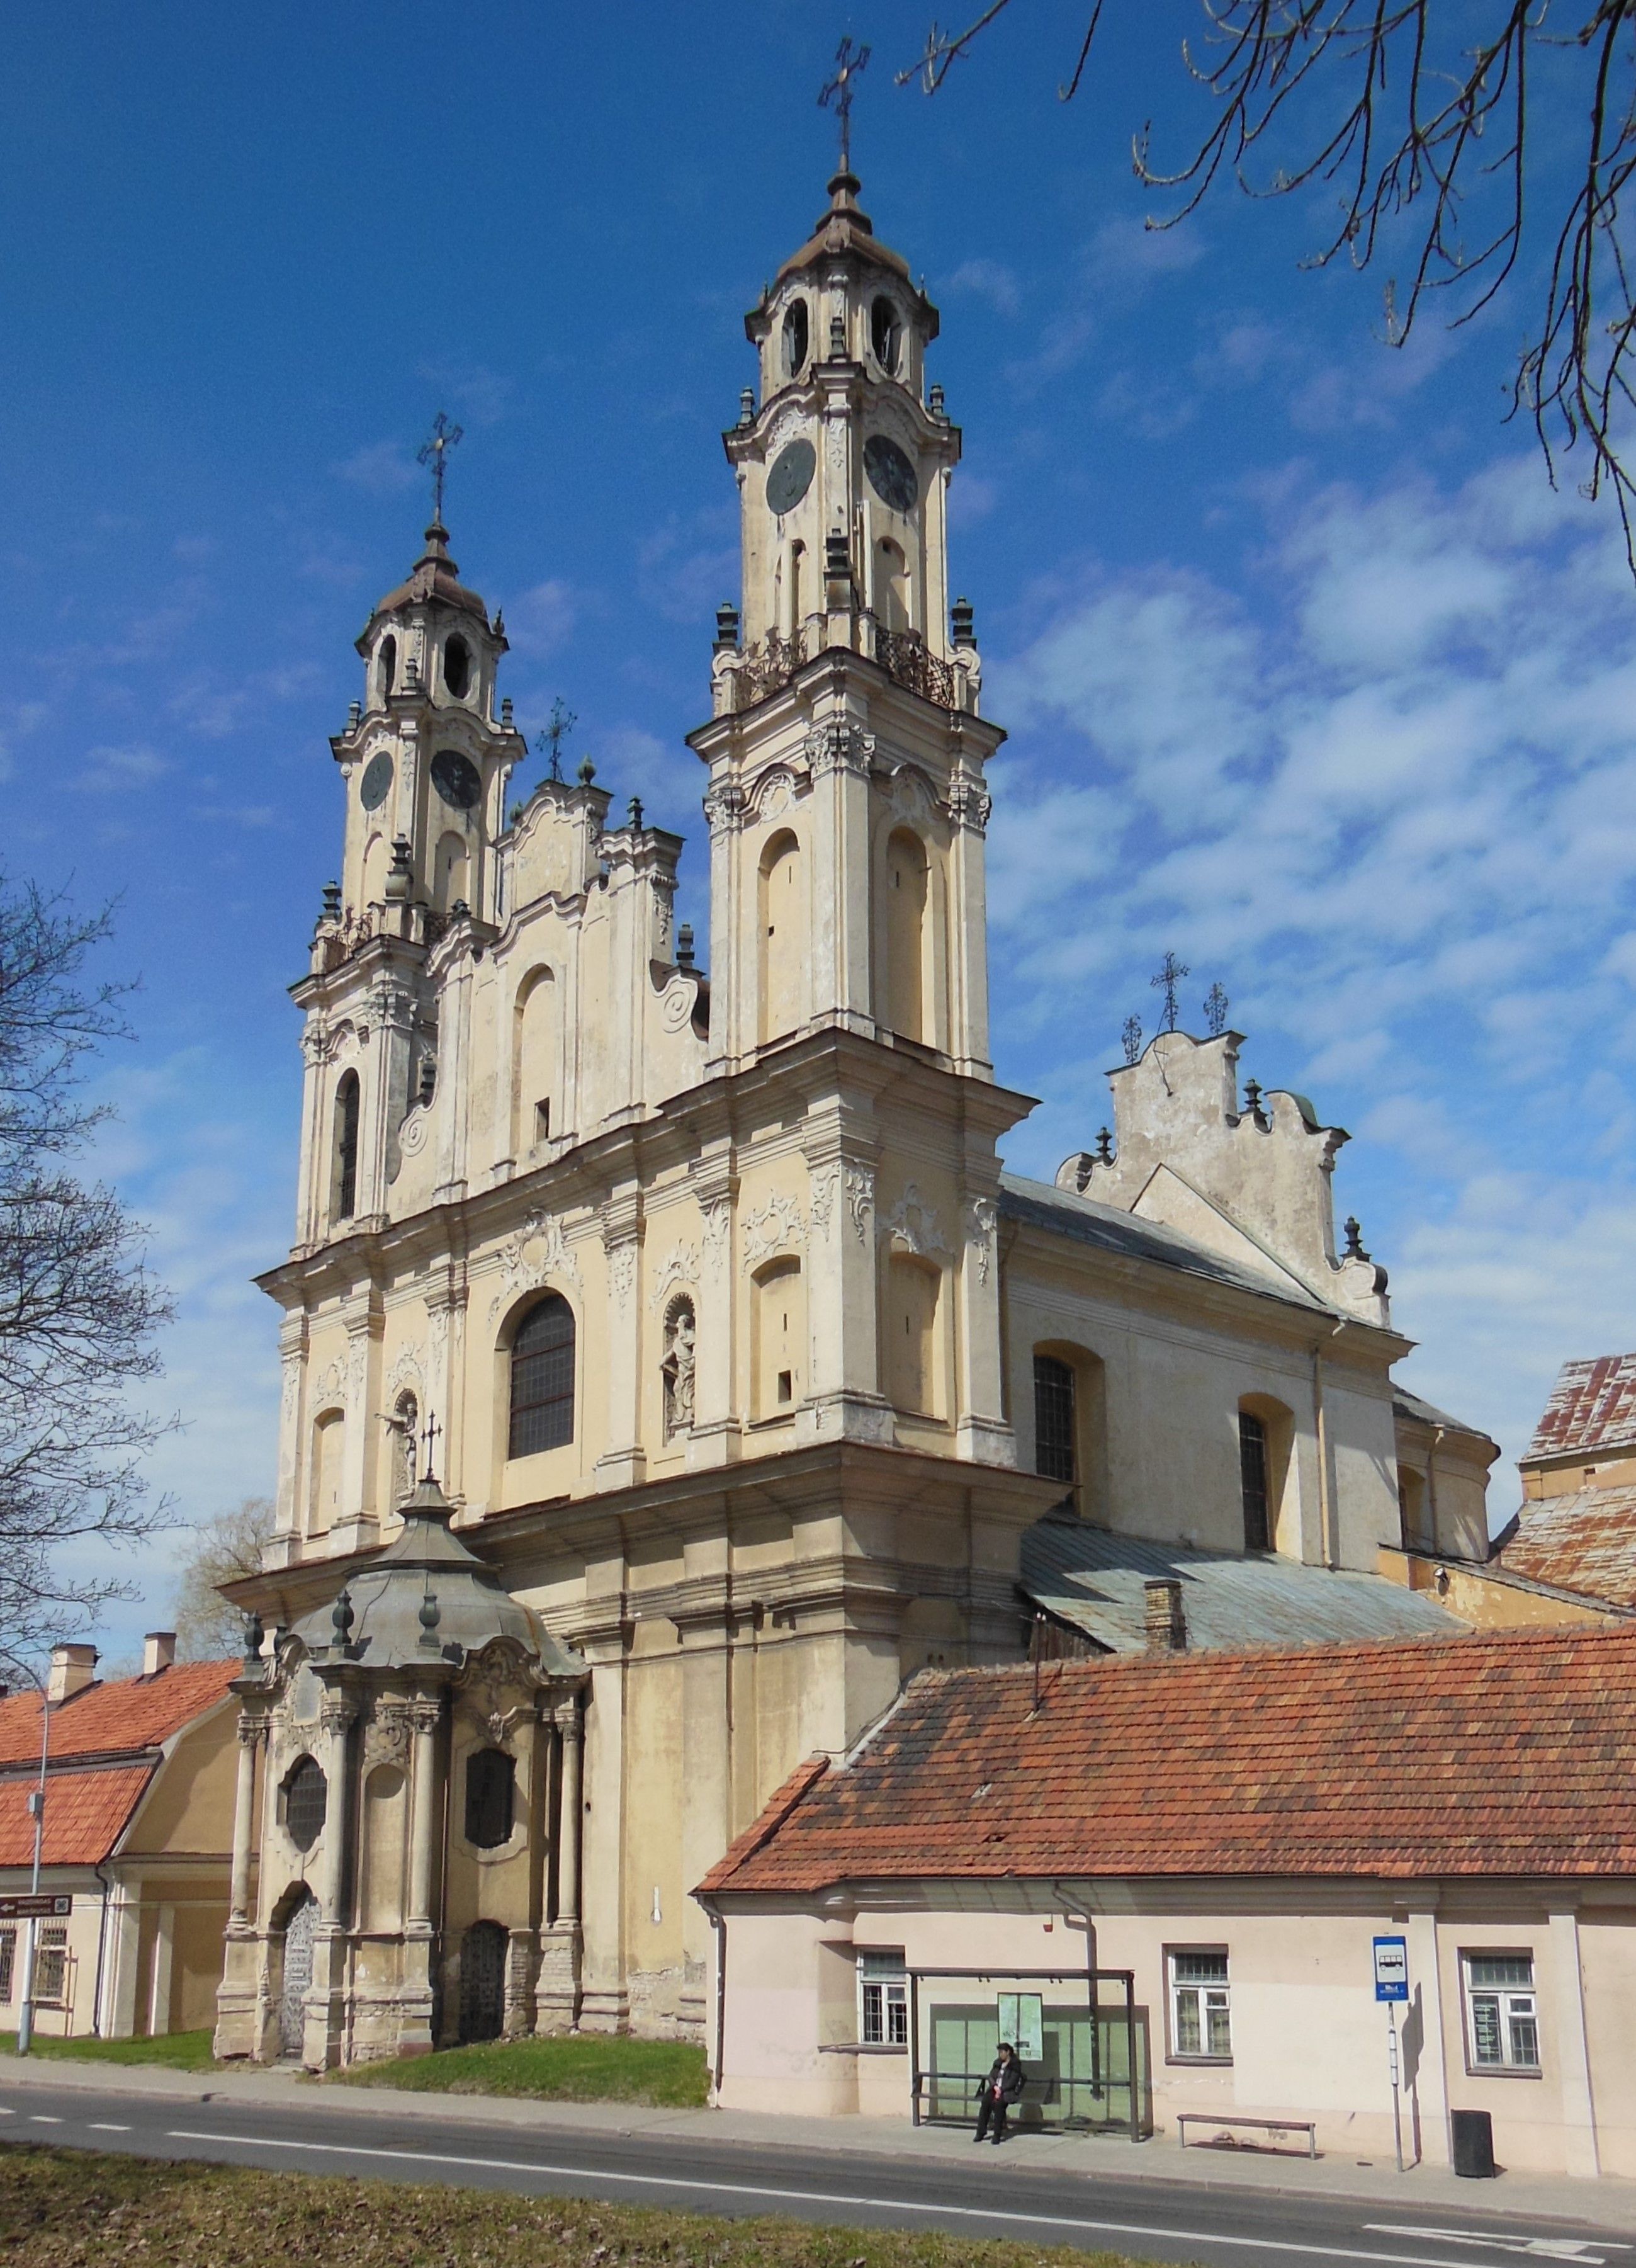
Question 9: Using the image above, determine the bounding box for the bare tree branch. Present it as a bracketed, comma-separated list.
[901, 2, 1636, 570]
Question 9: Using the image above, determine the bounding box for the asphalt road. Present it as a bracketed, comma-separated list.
[1, 2077, 1631, 2268]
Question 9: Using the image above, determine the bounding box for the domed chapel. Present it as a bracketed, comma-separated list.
[215, 162, 1498, 2068]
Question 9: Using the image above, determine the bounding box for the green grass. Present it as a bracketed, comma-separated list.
[0, 2142, 1164, 2268]
[0, 2027, 220, 2071]
[328, 2031, 711, 2107]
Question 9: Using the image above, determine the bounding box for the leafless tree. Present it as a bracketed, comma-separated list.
[0, 872, 176, 1674]
[901, 4, 1636, 564]
[171, 1496, 273, 1659]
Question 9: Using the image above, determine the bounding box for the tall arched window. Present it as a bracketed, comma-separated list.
[871, 295, 902, 375]
[309, 1407, 345, 1534]
[1034, 1354, 1076, 1485]
[752, 1257, 803, 1420]
[886, 1255, 940, 1417]
[509, 1293, 575, 1458]
[361, 831, 389, 910]
[465, 1747, 516, 1849]
[378, 633, 397, 704]
[884, 827, 928, 1043]
[758, 829, 806, 1045]
[443, 634, 471, 700]
[434, 830, 470, 912]
[332, 1070, 360, 1220]
[1238, 1396, 1293, 1553]
[874, 538, 909, 632]
[782, 298, 809, 377]
[1030, 1343, 1109, 1521]
[511, 967, 558, 1155]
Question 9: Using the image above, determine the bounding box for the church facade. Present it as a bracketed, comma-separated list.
[217, 169, 1496, 2066]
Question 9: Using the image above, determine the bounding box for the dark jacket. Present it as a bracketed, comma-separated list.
[976, 2056, 1025, 2105]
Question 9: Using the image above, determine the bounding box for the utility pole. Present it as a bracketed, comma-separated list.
[16, 1667, 50, 2055]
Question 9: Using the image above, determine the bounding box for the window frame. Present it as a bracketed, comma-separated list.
[857, 1948, 909, 2050]
[1165, 1944, 1233, 2065]
[1461, 1949, 1542, 2077]
[464, 1745, 517, 1851]
[34, 1923, 68, 2007]
[508, 1291, 577, 1460]
[0, 1926, 14, 2004]
[283, 1754, 328, 1852]
[1033, 1352, 1077, 1488]
[1239, 1409, 1272, 1553]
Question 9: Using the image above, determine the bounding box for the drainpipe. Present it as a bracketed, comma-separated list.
[700, 1896, 728, 2095]
[1314, 1319, 1347, 1569]
[91, 1863, 112, 2038]
[1425, 1426, 1445, 1556]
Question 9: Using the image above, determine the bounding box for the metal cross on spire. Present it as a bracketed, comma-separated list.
[419, 1409, 443, 1483]
[417, 411, 463, 526]
[536, 696, 577, 783]
[1151, 950, 1190, 1035]
[818, 35, 871, 174]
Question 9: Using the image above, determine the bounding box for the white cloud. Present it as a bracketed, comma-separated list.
[335, 440, 420, 494]
[945, 258, 1021, 316]
[507, 577, 578, 658]
[78, 742, 169, 791]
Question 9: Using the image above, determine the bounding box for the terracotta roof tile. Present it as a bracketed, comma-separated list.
[1498, 1485, 1636, 1609]
[698, 1626, 1636, 1897]
[0, 1660, 237, 1771]
[1526, 1356, 1636, 1460]
[0, 1767, 152, 1868]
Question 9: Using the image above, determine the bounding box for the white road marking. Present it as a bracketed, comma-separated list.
[28, 2116, 62, 2124]
[88, 2123, 131, 2133]
[162, 2128, 1561, 2268]
[1367, 2235, 1629, 2265]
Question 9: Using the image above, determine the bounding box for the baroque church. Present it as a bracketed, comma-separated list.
[215, 164, 1498, 2068]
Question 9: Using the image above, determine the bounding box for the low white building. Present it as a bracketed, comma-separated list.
[695, 1623, 1636, 2180]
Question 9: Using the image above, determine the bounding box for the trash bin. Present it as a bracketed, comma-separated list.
[1451, 2109, 1496, 2179]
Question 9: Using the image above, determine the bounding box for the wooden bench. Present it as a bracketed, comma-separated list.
[1176, 2112, 1317, 2158]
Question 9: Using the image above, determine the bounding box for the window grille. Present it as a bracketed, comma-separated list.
[1169, 1948, 1231, 2061]
[1464, 1952, 1540, 2071]
[1034, 1355, 1076, 1486]
[35, 1924, 67, 2006]
[284, 1757, 327, 1852]
[509, 1293, 575, 1457]
[859, 1949, 908, 2046]
[1239, 1412, 1270, 1551]
[0, 1929, 13, 2003]
[465, 1747, 516, 1849]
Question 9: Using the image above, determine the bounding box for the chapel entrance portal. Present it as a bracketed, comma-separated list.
[459, 1921, 507, 2044]
[279, 1891, 317, 2058]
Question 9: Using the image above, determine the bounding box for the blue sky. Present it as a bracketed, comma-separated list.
[8, 4, 1636, 1657]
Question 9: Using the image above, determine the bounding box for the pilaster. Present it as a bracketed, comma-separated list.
[595, 1188, 646, 1490]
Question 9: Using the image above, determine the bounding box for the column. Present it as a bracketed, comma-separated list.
[1549, 1907, 1601, 2177]
[688, 1154, 739, 1469]
[228, 1714, 264, 1925]
[406, 1699, 440, 1932]
[535, 1698, 584, 2034]
[595, 1188, 645, 1490]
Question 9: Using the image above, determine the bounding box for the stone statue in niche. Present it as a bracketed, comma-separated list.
[383, 1391, 419, 1504]
[661, 1300, 696, 1439]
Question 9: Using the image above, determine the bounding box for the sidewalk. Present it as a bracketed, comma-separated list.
[1, 2050, 1632, 2237]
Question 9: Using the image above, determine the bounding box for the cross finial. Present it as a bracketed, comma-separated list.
[1151, 950, 1190, 1035]
[818, 35, 871, 175]
[1204, 981, 1230, 1039]
[417, 411, 463, 526]
[536, 696, 577, 784]
[419, 1409, 443, 1483]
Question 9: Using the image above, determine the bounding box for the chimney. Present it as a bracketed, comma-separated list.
[142, 1631, 177, 1677]
[1142, 1578, 1187, 1655]
[47, 1643, 99, 1703]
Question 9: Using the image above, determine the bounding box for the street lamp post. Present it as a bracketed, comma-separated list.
[13, 1666, 50, 2056]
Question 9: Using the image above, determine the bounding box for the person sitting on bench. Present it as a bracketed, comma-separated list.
[973, 2043, 1025, 2145]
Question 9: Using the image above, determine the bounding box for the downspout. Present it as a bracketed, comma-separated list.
[1051, 1881, 1099, 2101]
[91, 1863, 112, 2038]
[1425, 1426, 1445, 1555]
[699, 1895, 727, 2095]
[1314, 1318, 1347, 1569]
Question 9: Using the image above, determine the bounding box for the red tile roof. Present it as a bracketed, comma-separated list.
[1498, 1485, 1636, 1609]
[0, 1767, 153, 1868]
[0, 1660, 237, 1770]
[697, 1626, 1636, 1897]
[1525, 1356, 1636, 1461]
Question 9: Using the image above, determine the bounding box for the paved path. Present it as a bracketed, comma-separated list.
[1, 2058, 1632, 2268]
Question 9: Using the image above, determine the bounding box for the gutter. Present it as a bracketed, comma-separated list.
[696, 1894, 727, 2097]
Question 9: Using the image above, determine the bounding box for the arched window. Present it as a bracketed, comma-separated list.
[434, 830, 470, 913]
[465, 1747, 516, 1848]
[788, 541, 806, 640]
[871, 295, 901, 375]
[662, 1298, 696, 1440]
[752, 1257, 803, 1420]
[378, 633, 397, 703]
[782, 299, 809, 377]
[884, 827, 928, 1043]
[1034, 1354, 1076, 1485]
[444, 634, 471, 700]
[309, 1407, 345, 1534]
[886, 1254, 940, 1418]
[1238, 1396, 1295, 1553]
[332, 1070, 360, 1220]
[509, 1293, 575, 1458]
[511, 967, 558, 1155]
[874, 538, 909, 633]
[361, 1764, 405, 1930]
[361, 831, 389, 910]
[283, 1756, 327, 1852]
[758, 829, 806, 1045]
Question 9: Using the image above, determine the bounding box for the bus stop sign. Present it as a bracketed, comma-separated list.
[1373, 1936, 1409, 2002]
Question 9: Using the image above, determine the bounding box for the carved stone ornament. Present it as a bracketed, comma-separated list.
[460, 1639, 550, 1748]
[804, 720, 875, 778]
[364, 1704, 414, 1771]
[607, 1237, 638, 1312]
[879, 1181, 949, 1259]
[311, 1354, 347, 1410]
[883, 763, 939, 825]
[660, 977, 696, 1033]
[386, 1345, 424, 1400]
[962, 1194, 998, 1286]
[741, 1189, 805, 1270]
[808, 1164, 838, 1237]
[703, 782, 748, 836]
[701, 1197, 732, 1276]
[649, 1244, 701, 1315]
[947, 776, 993, 834]
[752, 768, 798, 823]
[488, 1207, 581, 1323]
[845, 1165, 875, 1245]
[397, 1104, 431, 1157]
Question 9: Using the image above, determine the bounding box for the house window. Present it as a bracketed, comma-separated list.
[35, 1924, 67, 2005]
[1464, 1953, 1540, 2072]
[1034, 1355, 1076, 1487]
[1239, 1411, 1270, 1551]
[1168, 1948, 1231, 2061]
[859, 1948, 908, 2046]
[465, 1747, 516, 1850]
[509, 1291, 576, 1457]
[0, 1927, 14, 2002]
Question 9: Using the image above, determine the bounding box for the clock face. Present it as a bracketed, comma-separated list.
[864, 434, 918, 514]
[359, 751, 393, 812]
[766, 438, 816, 516]
[431, 749, 482, 811]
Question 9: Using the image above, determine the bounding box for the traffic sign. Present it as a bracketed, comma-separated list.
[1373, 1934, 1409, 2002]
[0, 1895, 70, 1920]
